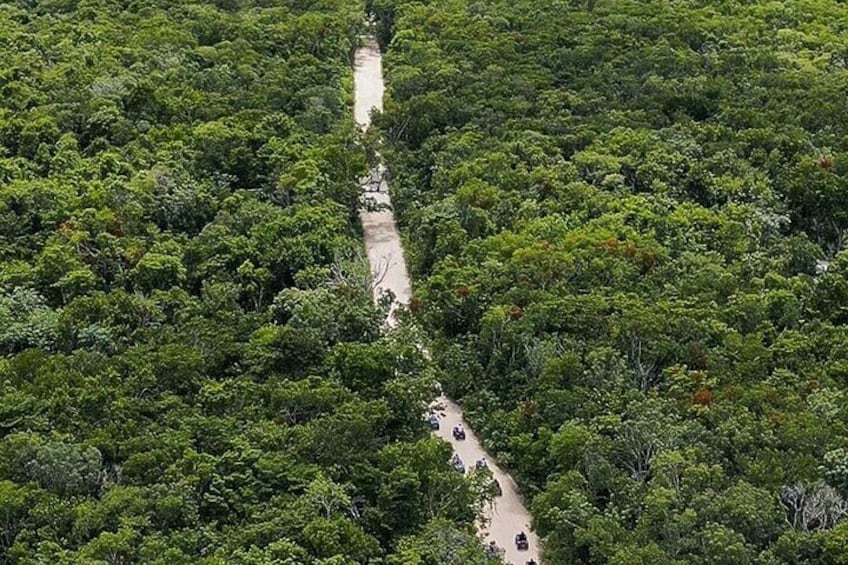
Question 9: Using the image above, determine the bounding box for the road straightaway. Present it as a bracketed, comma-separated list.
[354, 36, 542, 564]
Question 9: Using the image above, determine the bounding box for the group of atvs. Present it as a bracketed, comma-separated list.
[430, 413, 534, 561]
[446, 424, 500, 492]
[427, 415, 468, 441]
[485, 532, 533, 560]
[449, 452, 493, 478]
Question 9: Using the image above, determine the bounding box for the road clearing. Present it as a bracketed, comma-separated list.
[354, 36, 542, 564]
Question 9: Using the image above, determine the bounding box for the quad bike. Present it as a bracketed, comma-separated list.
[515, 531, 529, 551]
[485, 541, 503, 558]
[450, 454, 465, 474]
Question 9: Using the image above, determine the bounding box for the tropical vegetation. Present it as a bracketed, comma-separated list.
[0, 1, 492, 563]
[372, 0, 848, 562]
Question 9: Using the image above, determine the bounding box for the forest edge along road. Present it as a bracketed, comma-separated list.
[354, 38, 541, 562]
[430, 397, 542, 564]
[354, 39, 411, 327]
[354, 36, 542, 564]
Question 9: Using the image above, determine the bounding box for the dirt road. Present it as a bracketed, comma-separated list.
[354, 40, 411, 327]
[354, 37, 542, 564]
[431, 396, 542, 564]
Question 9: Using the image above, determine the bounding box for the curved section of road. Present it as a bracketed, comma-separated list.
[354, 37, 542, 564]
[431, 397, 541, 564]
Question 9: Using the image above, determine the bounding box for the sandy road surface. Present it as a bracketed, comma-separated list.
[354, 40, 412, 326]
[431, 397, 541, 564]
[354, 37, 541, 564]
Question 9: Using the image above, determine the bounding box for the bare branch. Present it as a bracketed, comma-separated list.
[781, 482, 848, 531]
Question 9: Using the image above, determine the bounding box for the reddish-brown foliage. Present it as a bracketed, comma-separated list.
[509, 305, 524, 320]
[456, 285, 470, 298]
[819, 155, 834, 169]
[640, 251, 658, 272]
[692, 387, 712, 406]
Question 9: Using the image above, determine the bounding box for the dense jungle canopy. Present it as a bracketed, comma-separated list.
[0, 1, 496, 563]
[5, 0, 848, 563]
[371, 0, 848, 562]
